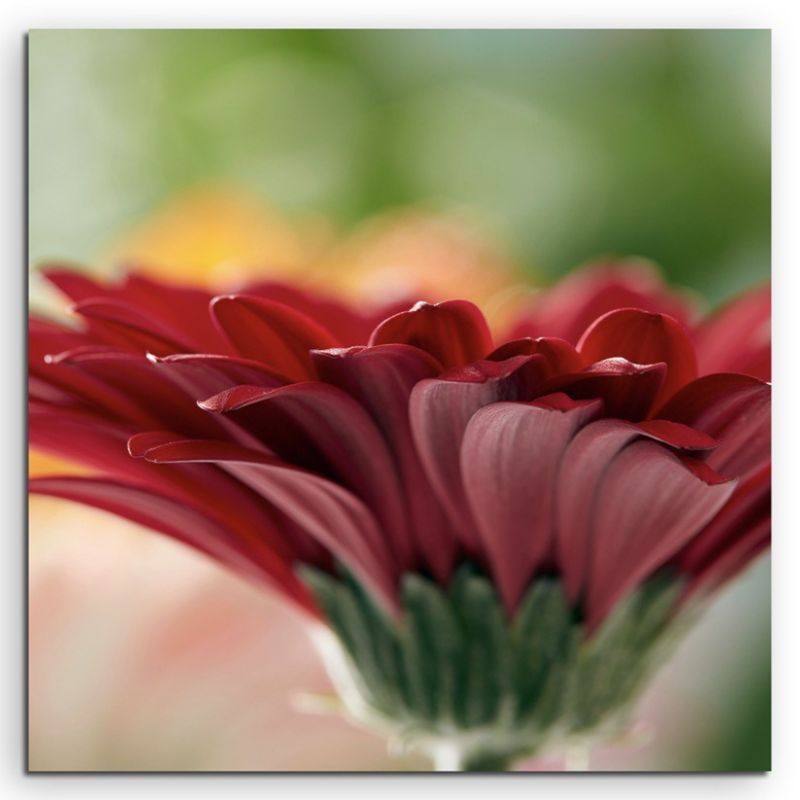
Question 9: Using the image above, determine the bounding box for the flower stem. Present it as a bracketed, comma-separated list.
[432, 743, 518, 772]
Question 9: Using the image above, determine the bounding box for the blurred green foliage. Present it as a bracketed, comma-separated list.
[29, 29, 769, 303]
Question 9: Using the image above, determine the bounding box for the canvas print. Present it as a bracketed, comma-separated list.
[27, 30, 770, 772]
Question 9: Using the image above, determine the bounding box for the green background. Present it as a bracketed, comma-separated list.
[29, 29, 769, 304]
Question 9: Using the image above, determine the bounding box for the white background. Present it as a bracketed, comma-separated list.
[3, 1, 798, 798]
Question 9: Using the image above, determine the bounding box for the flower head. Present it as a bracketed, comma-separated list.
[29, 261, 770, 770]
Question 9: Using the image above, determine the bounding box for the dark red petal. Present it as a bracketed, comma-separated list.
[29, 475, 315, 613]
[43, 267, 231, 353]
[72, 298, 196, 355]
[129, 432, 323, 567]
[487, 336, 585, 374]
[116, 274, 226, 353]
[40, 265, 106, 302]
[50, 350, 227, 439]
[677, 465, 770, 589]
[583, 440, 735, 630]
[634, 419, 717, 451]
[461, 397, 602, 611]
[140, 439, 397, 610]
[244, 280, 394, 346]
[556, 417, 725, 608]
[30, 405, 314, 563]
[30, 408, 159, 479]
[694, 284, 770, 380]
[127, 430, 182, 457]
[508, 259, 698, 344]
[312, 344, 456, 581]
[655, 372, 762, 422]
[201, 381, 413, 571]
[148, 353, 288, 411]
[210, 294, 339, 381]
[657, 374, 770, 481]
[33, 345, 154, 423]
[578, 308, 698, 409]
[369, 299, 493, 370]
[409, 355, 548, 552]
[538, 357, 666, 421]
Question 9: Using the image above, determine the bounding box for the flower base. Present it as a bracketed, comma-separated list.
[301, 565, 686, 771]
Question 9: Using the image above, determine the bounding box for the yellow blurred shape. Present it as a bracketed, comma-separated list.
[102, 187, 332, 288]
[317, 209, 520, 308]
[101, 185, 526, 317]
[29, 449, 91, 478]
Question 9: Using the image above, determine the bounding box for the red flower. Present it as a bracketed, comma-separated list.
[30, 262, 770, 636]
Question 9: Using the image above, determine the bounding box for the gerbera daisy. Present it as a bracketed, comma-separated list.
[29, 261, 770, 770]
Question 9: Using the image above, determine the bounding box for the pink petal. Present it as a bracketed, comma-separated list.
[587, 441, 735, 608]
[573, 437, 735, 630]
[556, 417, 726, 609]
[409, 355, 549, 552]
[461, 397, 602, 611]
[369, 299, 493, 369]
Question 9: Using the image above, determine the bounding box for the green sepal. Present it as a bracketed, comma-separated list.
[300, 565, 685, 768]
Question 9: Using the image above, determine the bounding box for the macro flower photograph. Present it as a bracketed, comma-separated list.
[27, 29, 771, 773]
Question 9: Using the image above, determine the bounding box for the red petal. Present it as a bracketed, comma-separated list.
[50, 350, 227, 439]
[369, 300, 493, 370]
[677, 465, 770, 586]
[148, 353, 288, 411]
[509, 259, 698, 344]
[694, 284, 770, 380]
[578, 308, 698, 410]
[487, 336, 585, 374]
[245, 280, 393, 346]
[116, 274, 226, 353]
[538, 357, 666, 421]
[211, 294, 339, 381]
[583, 440, 735, 629]
[312, 344, 456, 580]
[30, 406, 314, 563]
[43, 267, 228, 353]
[634, 419, 717, 451]
[40, 266, 106, 302]
[140, 439, 397, 610]
[72, 298, 196, 355]
[29, 475, 314, 612]
[409, 355, 548, 553]
[657, 374, 770, 481]
[461, 398, 602, 611]
[201, 381, 412, 571]
[556, 417, 726, 609]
